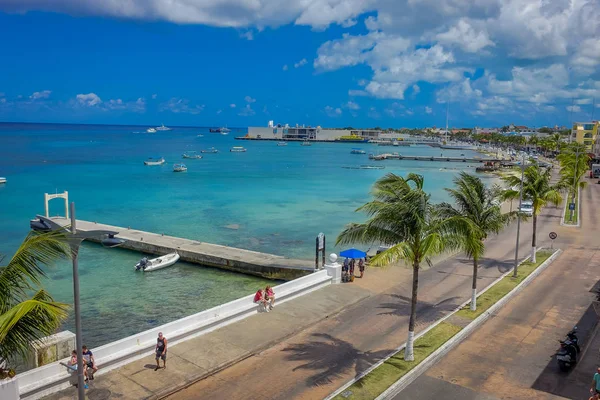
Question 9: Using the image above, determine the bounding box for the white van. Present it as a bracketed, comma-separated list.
[519, 200, 533, 216]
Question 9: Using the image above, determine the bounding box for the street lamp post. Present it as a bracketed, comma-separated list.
[513, 154, 526, 278]
[30, 204, 125, 400]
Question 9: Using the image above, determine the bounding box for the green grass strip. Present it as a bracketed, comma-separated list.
[455, 250, 551, 320]
[563, 190, 579, 225]
[333, 250, 554, 400]
[333, 322, 461, 400]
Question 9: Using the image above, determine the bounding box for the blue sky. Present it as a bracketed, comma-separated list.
[0, 1, 599, 128]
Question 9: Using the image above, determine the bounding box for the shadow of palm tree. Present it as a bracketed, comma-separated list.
[377, 294, 462, 327]
[281, 333, 393, 387]
[477, 257, 514, 273]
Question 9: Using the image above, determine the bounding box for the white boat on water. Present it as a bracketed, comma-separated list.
[220, 127, 231, 135]
[173, 163, 187, 172]
[277, 142, 287, 146]
[197, 134, 204, 138]
[301, 141, 311, 146]
[135, 253, 180, 272]
[182, 151, 202, 159]
[0, 177, 6, 184]
[230, 146, 247, 152]
[350, 148, 366, 154]
[156, 124, 171, 131]
[146, 128, 157, 133]
[201, 147, 219, 153]
[144, 157, 165, 166]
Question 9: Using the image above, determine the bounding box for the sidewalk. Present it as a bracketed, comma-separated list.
[43, 283, 372, 400]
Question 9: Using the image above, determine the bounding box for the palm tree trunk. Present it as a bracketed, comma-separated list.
[405, 261, 419, 362]
[531, 213, 537, 263]
[470, 257, 478, 311]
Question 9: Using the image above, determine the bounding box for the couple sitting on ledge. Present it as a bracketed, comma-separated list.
[253, 286, 275, 312]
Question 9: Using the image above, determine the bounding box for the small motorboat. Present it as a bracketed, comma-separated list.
[182, 151, 202, 159]
[173, 163, 187, 172]
[201, 147, 219, 153]
[144, 157, 165, 166]
[351, 148, 366, 154]
[0, 177, 6, 184]
[146, 128, 157, 133]
[230, 146, 247, 152]
[301, 141, 311, 146]
[135, 253, 180, 272]
[197, 134, 204, 138]
[277, 142, 287, 146]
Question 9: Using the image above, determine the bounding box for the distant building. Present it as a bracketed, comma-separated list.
[571, 121, 599, 153]
[247, 122, 385, 141]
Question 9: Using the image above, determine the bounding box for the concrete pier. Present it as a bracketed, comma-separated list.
[368, 153, 508, 163]
[49, 218, 313, 280]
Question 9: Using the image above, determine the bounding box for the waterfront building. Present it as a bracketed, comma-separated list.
[571, 121, 599, 153]
[247, 122, 385, 141]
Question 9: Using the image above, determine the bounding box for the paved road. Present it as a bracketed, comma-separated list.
[397, 181, 600, 400]
[169, 195, 565, 399]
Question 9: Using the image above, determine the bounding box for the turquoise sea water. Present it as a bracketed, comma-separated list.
[0, 123, 493, 346]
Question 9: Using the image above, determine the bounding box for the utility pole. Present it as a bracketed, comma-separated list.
[513, 153, 525, 278]
[569, 98, 575, 144]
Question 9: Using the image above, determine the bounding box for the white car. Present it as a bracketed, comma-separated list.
[519, 200, 533, 216]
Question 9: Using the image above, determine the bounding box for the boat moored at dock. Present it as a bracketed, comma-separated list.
[277, 142, 287, 146]
[135, 252, 180, 272]
[144, 157, 165, 165]
[301, 141, 311, 146]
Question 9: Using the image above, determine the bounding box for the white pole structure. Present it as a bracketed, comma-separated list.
[513, 154, 525, 278]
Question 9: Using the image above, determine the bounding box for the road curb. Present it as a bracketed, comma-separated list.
[374, 248, 563, 400]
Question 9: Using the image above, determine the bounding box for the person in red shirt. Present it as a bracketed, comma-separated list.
[253, 288, 269, 312]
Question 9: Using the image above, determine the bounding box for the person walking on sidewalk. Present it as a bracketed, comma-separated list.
[590, 367, 600, 399]
[155, 332, 167, 371]
[358, 258, 365, 278]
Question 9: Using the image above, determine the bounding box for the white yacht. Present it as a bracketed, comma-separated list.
[0, 177, 6, 184]
[156, 124, 171, 131]
[146, 127, 157, 133]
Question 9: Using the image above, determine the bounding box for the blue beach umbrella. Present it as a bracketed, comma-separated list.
[339, 248, 367, 259]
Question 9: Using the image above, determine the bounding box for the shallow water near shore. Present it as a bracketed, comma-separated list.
[0, 123, 496, 346]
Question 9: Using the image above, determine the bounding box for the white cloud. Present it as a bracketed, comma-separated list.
[567, 105, 581, 113]
[216, 109, 222, 114]
[324, 105, 342, 117]
[425, 106, 432, 114]
[230, 103, 237, 108]
[283, 64, 289, 71]
[436, 19, 494, 53]
[30, 90, 51, 100]
[244, 95, 256, 103]
[151, 93, 158, 99]
[412, 84, 420, 95]
[239, 104, 255, 116]
[294, 58, 308, 68]
[76, 92, 102, 106]
[159, 98, 204, 114]
[368, 106, 381, 119]
[345, 101, 360, 110]
[240, 30, 254, 40]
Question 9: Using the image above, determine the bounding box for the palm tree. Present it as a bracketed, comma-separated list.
[502, 164, 563, 263]
[558, 143, 590, 199]
[438, 173, 511, 311]
[336, 173, 469, 361]
[550, 133, 563, 154]
[0, 231, 70, 377]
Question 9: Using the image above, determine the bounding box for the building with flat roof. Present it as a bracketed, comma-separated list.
[246, 122, 386, 141]
[571, 121, 598, 153]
